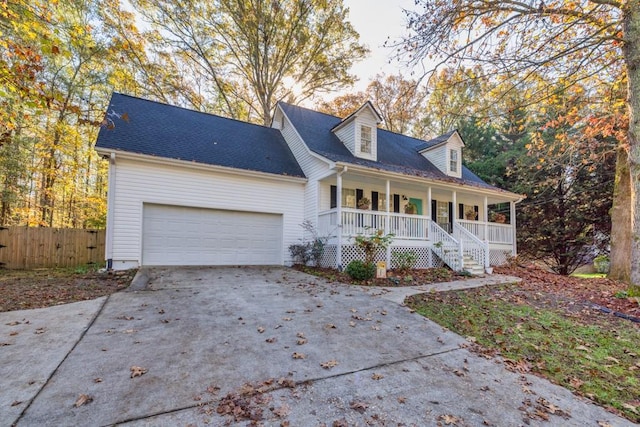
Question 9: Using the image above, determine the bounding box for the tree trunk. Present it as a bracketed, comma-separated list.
[622, 0, 640, 292]
[609, 146, 632, 282]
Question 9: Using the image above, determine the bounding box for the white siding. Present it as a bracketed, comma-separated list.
[420, 133, 464, 178]
[277, 108, 332, 231]
[108, 158, 305, 269]
[423, 145, 447, 174]
[335, 124, 356, 155]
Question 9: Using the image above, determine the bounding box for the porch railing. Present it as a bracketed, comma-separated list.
[319, 209, 431, 239]
[453, 222, 489, 269]
[429, 221, 462, 271]
[458, 219, 514, 245]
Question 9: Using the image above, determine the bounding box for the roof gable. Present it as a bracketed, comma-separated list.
[95, 93, 305, 178]
[331, 101, 382, 132]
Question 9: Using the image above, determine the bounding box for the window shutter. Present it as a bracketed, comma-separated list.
[371, 192, 379, 211]
[393, 194, 400, 213]
[356, 189, 363, 205]
[458, 203, 464, 220]
[474, 205, 479, 220]
[431, 200, 437, 221]
[330, 185, 337, 209]
[448, 202, 453, 225]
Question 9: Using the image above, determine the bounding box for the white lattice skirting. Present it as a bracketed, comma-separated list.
[489, 249, 512, 266]
[319, 244, 443, 270]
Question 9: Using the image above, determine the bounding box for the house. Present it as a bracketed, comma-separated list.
[95, 93, 522, 273]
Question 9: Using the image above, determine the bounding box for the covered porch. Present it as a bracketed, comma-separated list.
[315, 166, 520, 273]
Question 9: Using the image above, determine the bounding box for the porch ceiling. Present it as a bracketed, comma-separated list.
[319, 169, 521, 204]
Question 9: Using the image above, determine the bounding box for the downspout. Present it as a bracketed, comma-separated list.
[335, 165, 347, 270]
[512, 197, 524, 258]
[105, 152, 116, 270]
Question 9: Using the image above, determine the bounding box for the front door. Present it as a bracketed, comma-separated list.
[409, 198, 423, 215]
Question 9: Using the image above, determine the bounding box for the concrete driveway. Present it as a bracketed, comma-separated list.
[1, 266, 632, 426]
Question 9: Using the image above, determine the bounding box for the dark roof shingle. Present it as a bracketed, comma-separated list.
[95, 93, 305, 178]
[279, 102, 498, 190]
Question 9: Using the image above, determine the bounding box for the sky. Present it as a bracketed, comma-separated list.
[341, 0, 418, 93]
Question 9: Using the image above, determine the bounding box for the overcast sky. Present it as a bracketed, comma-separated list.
[341, 0, 417, 92]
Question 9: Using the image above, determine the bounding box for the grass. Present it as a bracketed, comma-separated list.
[407, 287, 640, 423]
[571, 273, 607, 279]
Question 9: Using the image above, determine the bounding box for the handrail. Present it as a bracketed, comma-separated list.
[453, 222, 489, 269]
[429, 221, 462, 271]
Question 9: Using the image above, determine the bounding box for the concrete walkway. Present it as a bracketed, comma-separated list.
[362, 274, 522, 304]
[1, 267, 631, 426]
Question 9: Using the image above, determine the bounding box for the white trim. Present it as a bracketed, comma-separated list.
[331, 101, 383, 132]
[275, 104, 335, 166]
[105, 153, 117, 266]
[331, 162, 522, 201]
[95, 148, 307, 184]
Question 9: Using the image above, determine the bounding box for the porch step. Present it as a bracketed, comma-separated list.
[462, 255, 485, 276]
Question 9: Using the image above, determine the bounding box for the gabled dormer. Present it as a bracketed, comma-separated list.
[331, 101, 382, 161]
[417, 130, 464, 178]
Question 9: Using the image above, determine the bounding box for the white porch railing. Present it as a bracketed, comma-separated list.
[318, 209, 431, 239]
[453, 222, 489, 269]
[458, 219, 514, 245]
[429, 221, 462, 271]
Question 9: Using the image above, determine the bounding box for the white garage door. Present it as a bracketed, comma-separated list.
[142, 204, 283, 266]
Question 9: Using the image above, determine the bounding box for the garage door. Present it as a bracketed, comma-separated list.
[142, 204, 283, 266]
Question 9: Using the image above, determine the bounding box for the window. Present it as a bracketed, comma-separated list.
[342, 188, 356, 208]
[377, 193, 387, 211]
[360, 125, 372, 154]
[449, 149, 458, 173]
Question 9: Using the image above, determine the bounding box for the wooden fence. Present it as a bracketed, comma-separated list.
[0, 226, 105, 269]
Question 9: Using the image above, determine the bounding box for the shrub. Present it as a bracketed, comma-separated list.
[391, 251, 417, 272]
[288, 220, 328, 266]
[354, 228, 394, 265]
[345, 260, 376, 280]
[593, 255, 610, 273]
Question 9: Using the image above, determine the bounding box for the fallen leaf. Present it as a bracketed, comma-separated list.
[297, 338, 307, 345]
[349, 321, 356, 327]
[6, 321, 21, 326]
[282, 317, 292, 321]
[597, 421, 613, 427]
[397, 396, 406, 404]
[265, 337, 277, 343]
[9, 331, 18, 336]
[622, 403, 638, 414]
[325, 323, 336, 329]
[320, 359, 338, 369]
[272, 403, 291, 417]
[94, 378, 102, 383]
[130, 366, 147, 378]
[371, 373, 384, 380]
[349, 400, 368, 413]
[568, 377, 584, 388]
[257, 326, 265, 333]
[74, 394, 93, 407]
[11, 401, 22, 407]
[296, 332, 305, 338]
[438, 414, 461, 425]
[292, 352, 306, 359]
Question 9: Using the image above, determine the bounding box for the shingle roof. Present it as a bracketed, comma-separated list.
[95, 93, 305, 178]
[279, 102, 498, 190]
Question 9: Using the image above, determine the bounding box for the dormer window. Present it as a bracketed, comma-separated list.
[360, 125, 372, 154]
[449, 149, 458, 173]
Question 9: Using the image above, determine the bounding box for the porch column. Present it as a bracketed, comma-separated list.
[483, 196, 489, 242]
[385, 179, 391, 266]
[336, 172, 343, 270]
[452, 190, 457, 226]
[510, 200, 517, 257]
[427, 187, 432, 219]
